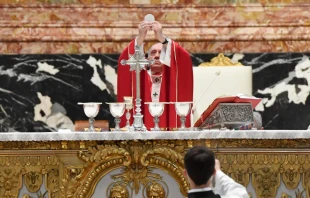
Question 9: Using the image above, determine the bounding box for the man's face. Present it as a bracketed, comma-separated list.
[148, 43, 164, 74]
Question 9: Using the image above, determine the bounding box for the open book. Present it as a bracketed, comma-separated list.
[193, 94, 262, 127]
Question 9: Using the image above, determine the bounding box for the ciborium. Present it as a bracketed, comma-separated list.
[174, 102, 193, 130]
[106, 102, 126, 131]
[145, 102, 167, 131]
[78, 102, 102, 132]
[123, 96, 133, 131]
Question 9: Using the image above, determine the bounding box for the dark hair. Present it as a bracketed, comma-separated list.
[184, 146, 215, 186]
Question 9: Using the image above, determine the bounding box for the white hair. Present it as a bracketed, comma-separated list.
[147, 43, 163, 58]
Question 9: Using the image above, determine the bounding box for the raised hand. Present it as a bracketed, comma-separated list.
[151, 21, 166, 43]
[137, 21, 152, 46]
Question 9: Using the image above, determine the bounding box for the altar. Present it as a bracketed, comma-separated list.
[0, 130, 309, 198]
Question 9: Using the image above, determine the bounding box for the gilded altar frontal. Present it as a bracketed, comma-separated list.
[1, 0, 310, 197]
[0, 133, 310, 198]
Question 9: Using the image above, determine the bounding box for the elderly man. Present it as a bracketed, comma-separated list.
[117, 20, 193, 130]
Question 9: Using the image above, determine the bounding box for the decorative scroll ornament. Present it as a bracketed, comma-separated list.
[0, 156, 60, 198]
[78, 145, 131, 166]
[111, 167, 162, 194]
[47, 168, 60, 196]
[70, 142, 187, 197]
[59, 141, 310, 198]
[252, 167, 281, 198]
[60, 172, 82, 198]
[199, 53, 243, 66]
[24, 171, 42, 193]
[283, 167, 300, 190]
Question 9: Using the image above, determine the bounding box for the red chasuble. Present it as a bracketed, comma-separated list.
[117, 39, 193, 130]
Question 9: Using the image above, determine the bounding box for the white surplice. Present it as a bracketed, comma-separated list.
[213, 170, 249, 198]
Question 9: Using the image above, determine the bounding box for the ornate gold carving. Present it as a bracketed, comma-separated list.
[216, 153, 310, 198]
[60, 173, 82, 198]
[70, 142, 187, 197]
[109, 184, 129, 198]
[231, 167, 250, 187]
[61, 141, 68, 149]
[25, 171, 42, 193]
[1, 139, 310, 198]
[0, 140, 104, 150]
[60, 141, 310, 198]
[0, 156, 59, 166]
[112, 167, 161, 194]
[199, 53, 243, 66]
[0, 168, 20, 197]
[78, 145, 131, 166]
[60, 167, 84, 198]
[302, 169, 310, 198]
[1, 139, 308, 151]
[281, 192, 290, 198]
[145, 182, 166, 198]
[46, 168, 60, 197]
[107, 166, 168, 197]
[252, 167, 280, 198]
[0, 142, 52, 150]
[140, 147, 184, 166]
[79, 141, 86, 149]
[283, 167, 300, 189]
[204, 140, 211, 148]
[0, 156, 60, 198]
[66, 168, 83, 181]
[187, 140, 193, 148]
[207, 139, 310, 148]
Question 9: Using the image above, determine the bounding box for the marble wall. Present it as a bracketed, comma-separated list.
[1, 2, 310, 131]
[1, 52, 310, 132]
[1, 2, 310, 54]
[0, 54, 118, 132]
[194, 53, 310, 130]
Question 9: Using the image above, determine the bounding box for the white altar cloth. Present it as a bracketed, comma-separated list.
[0, 130, 309, 141]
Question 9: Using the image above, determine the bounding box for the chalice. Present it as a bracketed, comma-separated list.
[145, 102, 167, 131]
[123, 96, 133, 131]
[106, 102, 126, 131]
[174, 102, 193, 131]
[78, 102, 102, 132]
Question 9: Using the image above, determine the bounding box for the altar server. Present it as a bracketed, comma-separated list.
[184, 146, 249, 198]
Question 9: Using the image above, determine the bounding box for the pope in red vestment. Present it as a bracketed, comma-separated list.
[117, 20, 193, 130]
